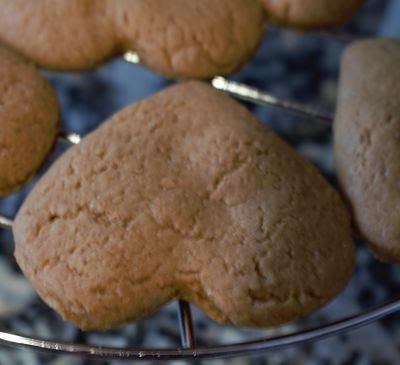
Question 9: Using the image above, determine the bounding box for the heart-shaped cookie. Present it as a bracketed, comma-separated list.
[260, 0, 365, 29]
[334, 39, 400, 261]
[14, 81, 354, 330]
[0, 0, 265, 78]
[0, 45, 59, 196]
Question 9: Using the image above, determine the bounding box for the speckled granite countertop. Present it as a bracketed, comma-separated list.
[0, 1, 399, 364]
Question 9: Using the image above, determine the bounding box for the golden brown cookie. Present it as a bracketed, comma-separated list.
[260, 0, 365, 29]
[0, 0, 265, 78]
[14, 81, 354, 330]
[334, 39, 400, 261]
[0, 45, 59, 196]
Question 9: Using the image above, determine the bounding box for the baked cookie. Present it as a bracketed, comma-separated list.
[0, 0, 265, 78]
[260, 0, 365, 29]
[334, 39, 400, 261]
[0, 45, 59, 196]
[14, 81, 354, 330]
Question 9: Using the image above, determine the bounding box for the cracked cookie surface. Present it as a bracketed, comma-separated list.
[14, 81, 354, 330]
[334, 39, 400, 261]
[260, 0, 364, 29]
[0, 0, 265, 78]
[0, 45, 59, 196]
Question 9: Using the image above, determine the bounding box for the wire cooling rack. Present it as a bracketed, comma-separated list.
[0, 29, 399, 361]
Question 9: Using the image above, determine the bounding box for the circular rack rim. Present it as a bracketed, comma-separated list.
[0, 298, 399, 360]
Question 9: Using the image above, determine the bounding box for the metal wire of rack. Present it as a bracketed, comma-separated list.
[0, 29, 399, 361]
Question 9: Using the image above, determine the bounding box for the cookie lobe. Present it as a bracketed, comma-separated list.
[260, 0, 365, 29]
[334, 39, 400, 261]
[0, 45, 59, 195]
[111, 0, 266, 78]
[14, 81, 354, 330]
